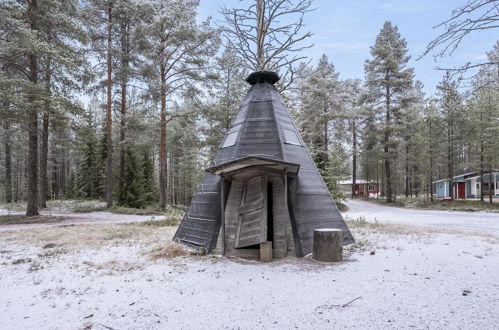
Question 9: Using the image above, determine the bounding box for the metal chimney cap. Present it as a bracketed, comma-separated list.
[245, 71, 280, 85]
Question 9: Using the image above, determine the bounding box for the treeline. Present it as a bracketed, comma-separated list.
[0, 1, 498, 216]
[292, 23, 498, 202]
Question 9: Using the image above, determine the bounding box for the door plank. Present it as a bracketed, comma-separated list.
[235, 175, 268, 248]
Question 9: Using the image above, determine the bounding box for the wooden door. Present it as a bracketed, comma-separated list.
[235, 175, 268, 248]
[457, 182, 465, 199]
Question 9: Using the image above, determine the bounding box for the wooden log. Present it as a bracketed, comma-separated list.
[312, 229, 343, 262]
[260, 242, 273, 262]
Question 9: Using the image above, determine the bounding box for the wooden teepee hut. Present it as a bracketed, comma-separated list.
[174, 71, 354, 259]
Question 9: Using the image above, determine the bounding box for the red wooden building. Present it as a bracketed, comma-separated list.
[338, 180, 381, 197]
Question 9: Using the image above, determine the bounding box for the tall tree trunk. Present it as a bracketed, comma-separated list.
[26, 0, 39, 216]
[384, 80, 393, 203]
[61, 149, 66, 196]
[256, 0, 265, 70]
[376, 158, 379, 199]
[447, 114, 454, 199]
[118, 18, 129, 204]
[51, 150, 57, 198]
[428, 116, 434, 202]
[119, 81, 126, 201]
[488, 168, 493, 204]
[351, 120, 357, 198]
[14, 157, 20, 202]
[405, 141, 409, 198]
[106, 2, 114, 207]
[322, 101, 328, 172]
[40, 56, 51, 208]
[3, 119, 12, 203]
[159, 64, 168, 209]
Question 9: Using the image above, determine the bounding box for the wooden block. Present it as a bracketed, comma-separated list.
[260, 241, 273, 262]
[312, 229, 343, 262]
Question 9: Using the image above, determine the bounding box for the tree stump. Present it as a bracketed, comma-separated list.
[260, 242, 273, 262]
[312, 228, 343, 262]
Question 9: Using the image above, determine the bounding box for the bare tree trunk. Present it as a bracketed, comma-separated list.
[351, 120, 357, 198]
[3, 119, 12, 203]
[159, 64, 168, 209]
[376, 159, 379, 199]
[26, 0, 39, 216]
[447, 112, 454, 199]
[40, 56, 51, 208]
[488, 168, 493, 204]
[405, 141, 409, 198]
[480, 122, 484, 202]
[106, 2, 114, 207]
[256, 0, 265, 70]
[428, 116, 434, 202]
[321, 101, 328, 172]
[61, 149, 66, 196]
[14, 157, 20, 202]
[51, 149, 58, 198]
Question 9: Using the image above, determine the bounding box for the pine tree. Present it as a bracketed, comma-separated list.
[364, 21, 414, 202]
[299, 54, 343, 172]
[201, 45, 248, 159]
[436, 72, 461, 199]
[0, 0, 87, 214]
[96, 129, 108, 199]
[141, 150, 155, 205]
[76, 111, 100, 199]
[137, 0, 219, 209]
[324, 143, 350, 204]
[118, 148, 145, 208]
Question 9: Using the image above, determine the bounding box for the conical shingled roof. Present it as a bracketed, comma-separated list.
[174, 71, 354, 256]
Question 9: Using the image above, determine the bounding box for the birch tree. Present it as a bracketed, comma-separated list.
[221, 0, 313, 90]
[422, 0, 499, 84]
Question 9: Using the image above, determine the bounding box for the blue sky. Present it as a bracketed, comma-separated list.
[198, 0, 497, 95]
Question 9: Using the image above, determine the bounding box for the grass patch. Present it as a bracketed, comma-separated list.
[0, 215, 69, 226]
[355, 197, 499, 212]
[72, 204, 166, 215]
[0, 223, 179, 252]
[336, 202, 349, 212]
[149, 242, 192, 259]
[71, 202, 185, 217]
[139, 217, 180, 227]
[0, 202, 26, 211]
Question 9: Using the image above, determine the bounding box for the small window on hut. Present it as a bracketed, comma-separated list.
[283, 129, 301, 146]
[222, 126, 241, 148]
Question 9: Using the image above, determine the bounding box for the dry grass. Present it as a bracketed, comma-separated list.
[0, 223, 179, 252]
[345, 216, 497, 239]
[0, 215, 70, 226]
[148, 242, 193, 259]
[356, 197, 499, 212]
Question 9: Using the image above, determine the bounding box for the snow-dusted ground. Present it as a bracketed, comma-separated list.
[344, 199, 499, 235]
[0, 216, 498, 329]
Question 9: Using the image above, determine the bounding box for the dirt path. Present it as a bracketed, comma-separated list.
[343, 199, 499, 236]
[0, 208, 159, 232]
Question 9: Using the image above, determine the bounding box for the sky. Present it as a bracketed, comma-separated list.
[197, 0, 497, 95]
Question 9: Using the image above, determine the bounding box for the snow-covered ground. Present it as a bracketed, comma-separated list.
[0, 202, 498, 329]
[344, 199, 499, 235]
